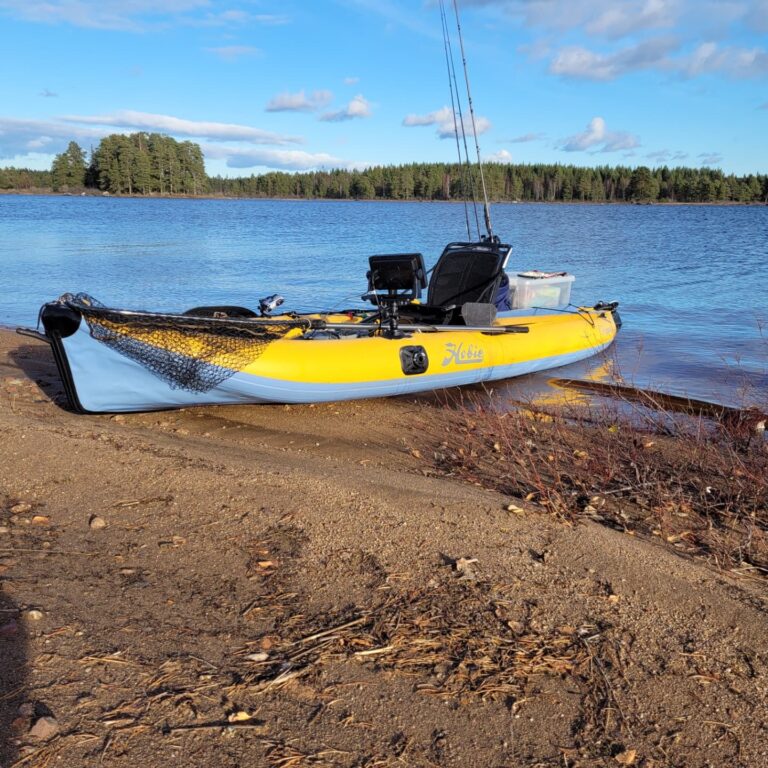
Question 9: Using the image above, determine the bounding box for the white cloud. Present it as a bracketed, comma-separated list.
[187, 10, 289, 28]
[550, 47, 607, 79]
[252, 14, 290, 26]
[645, 149, 689, 163]
[434, 0, 768, 50]
[459, 1, 758, 42]
[746, 0, 768, 33]
[0, 0, 209, 31]
[507, 132, 544, 143]
[337, 0, 438, 38]
[585, 0, 678, 39]
[61, 110, 302, 145]
[464, 1, 767, 80]
[320, 94, 372, 122]
[678, 42, 768, 78]
[461, 0, 680, 39]
[266, 90, 333, 113]
[550, 37, 678, 80]
[698, 152, 723, 165]
[550, 37, 768, 81]
[439, 116, 491, 139]
[402, 106, 453, 127]
[517, 38, 552, 61]
[205, 46, 260, 61]
[207, 9, 250, 25]
[344, 76, 360, 85]
[487, 149, 513, 163]
[0, 114, 362, 173]
[402, 106, 491, 139]
[560, 117, 640, 152]
[0, 0, 287, 31]
[0, 116, 107, 158]
[201, 143, 355, 171]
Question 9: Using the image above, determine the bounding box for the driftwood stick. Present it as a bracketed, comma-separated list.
[285, 616, 369, 647]
[0, 548, 95, 556]
[166, 720, 266, 734]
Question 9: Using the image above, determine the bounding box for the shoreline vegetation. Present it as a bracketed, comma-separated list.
[430, 388, 767, 575]
[1, 133, 767, 204]
[1, 188, 765, 206]
[2, 327, 768, 766]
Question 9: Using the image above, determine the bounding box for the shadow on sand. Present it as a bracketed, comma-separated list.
[8, 340, 70, 411]
[0, 591, 27, 767]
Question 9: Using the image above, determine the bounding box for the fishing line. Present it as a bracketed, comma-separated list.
[439, 0, 472, 240]
[452, 0, 493, 238]
[440, 0, 481, 239]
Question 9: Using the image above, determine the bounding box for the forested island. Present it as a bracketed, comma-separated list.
[1, 132, 766, 204]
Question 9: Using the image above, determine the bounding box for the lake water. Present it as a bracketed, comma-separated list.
[1, 195, 766, 407]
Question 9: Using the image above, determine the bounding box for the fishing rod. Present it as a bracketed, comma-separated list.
[451, 0, 494, 239]
[319, 322, 529, 335]
[439, 0, 480, 240]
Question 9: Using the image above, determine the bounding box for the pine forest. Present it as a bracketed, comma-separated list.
[1, 134, 766, 204]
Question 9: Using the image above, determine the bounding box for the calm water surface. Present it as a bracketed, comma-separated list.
[1, 195, 766, 406]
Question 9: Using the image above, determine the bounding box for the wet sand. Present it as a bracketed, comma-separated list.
[1, 327, 766, 767]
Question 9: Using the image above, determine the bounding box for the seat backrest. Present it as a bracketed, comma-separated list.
[427, 242, 510, 309]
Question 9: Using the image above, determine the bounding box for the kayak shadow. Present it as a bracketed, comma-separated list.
[0, 592, 27, 766]
[8, 341, 72, 412]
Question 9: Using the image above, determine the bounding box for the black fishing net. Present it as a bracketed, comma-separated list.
[65, 294, 308, 393]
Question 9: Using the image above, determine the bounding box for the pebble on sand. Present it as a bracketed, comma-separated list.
[89, 515, 107, 530]
[29, 716, 59, 741]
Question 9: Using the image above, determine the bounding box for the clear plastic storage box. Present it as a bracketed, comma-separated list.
[511, 272, 575, 309]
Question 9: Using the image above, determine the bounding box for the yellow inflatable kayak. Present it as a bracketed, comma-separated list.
[29, 240, 620, 413]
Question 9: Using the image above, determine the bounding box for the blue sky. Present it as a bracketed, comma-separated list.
[0, 0, 766, 176]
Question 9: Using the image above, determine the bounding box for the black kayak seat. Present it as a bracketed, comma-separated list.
[428, 242, 510, 308]
[405, 241, 511, 324]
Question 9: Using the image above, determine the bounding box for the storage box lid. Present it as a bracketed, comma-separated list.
[517, 270, 570, 279]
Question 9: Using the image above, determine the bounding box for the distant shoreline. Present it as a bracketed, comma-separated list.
[1, 189, 764, 206]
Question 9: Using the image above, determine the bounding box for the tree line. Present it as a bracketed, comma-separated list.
[0, 133, 206, 196]
[209, 163, 768, 204]
[1, 134, 766, 204]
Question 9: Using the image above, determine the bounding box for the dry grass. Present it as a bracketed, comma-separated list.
[424, 391, 768, 577]
[10, 577, 627, 767]
[241, 582, 603, 704]
[234, 578, 629, 762]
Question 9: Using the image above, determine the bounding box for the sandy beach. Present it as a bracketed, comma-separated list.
[1, 326, 766, 767]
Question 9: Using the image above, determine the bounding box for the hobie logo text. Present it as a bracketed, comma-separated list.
[442, 342, 484, 367]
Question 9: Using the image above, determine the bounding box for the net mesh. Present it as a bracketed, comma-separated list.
[66, 294, 308, 393]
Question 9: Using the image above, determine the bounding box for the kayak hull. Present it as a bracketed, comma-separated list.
[41, 304, 619, 413]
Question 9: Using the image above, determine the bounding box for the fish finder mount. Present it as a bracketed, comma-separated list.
[364, 253, 427, 338]
[258, 294, 284, 317]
